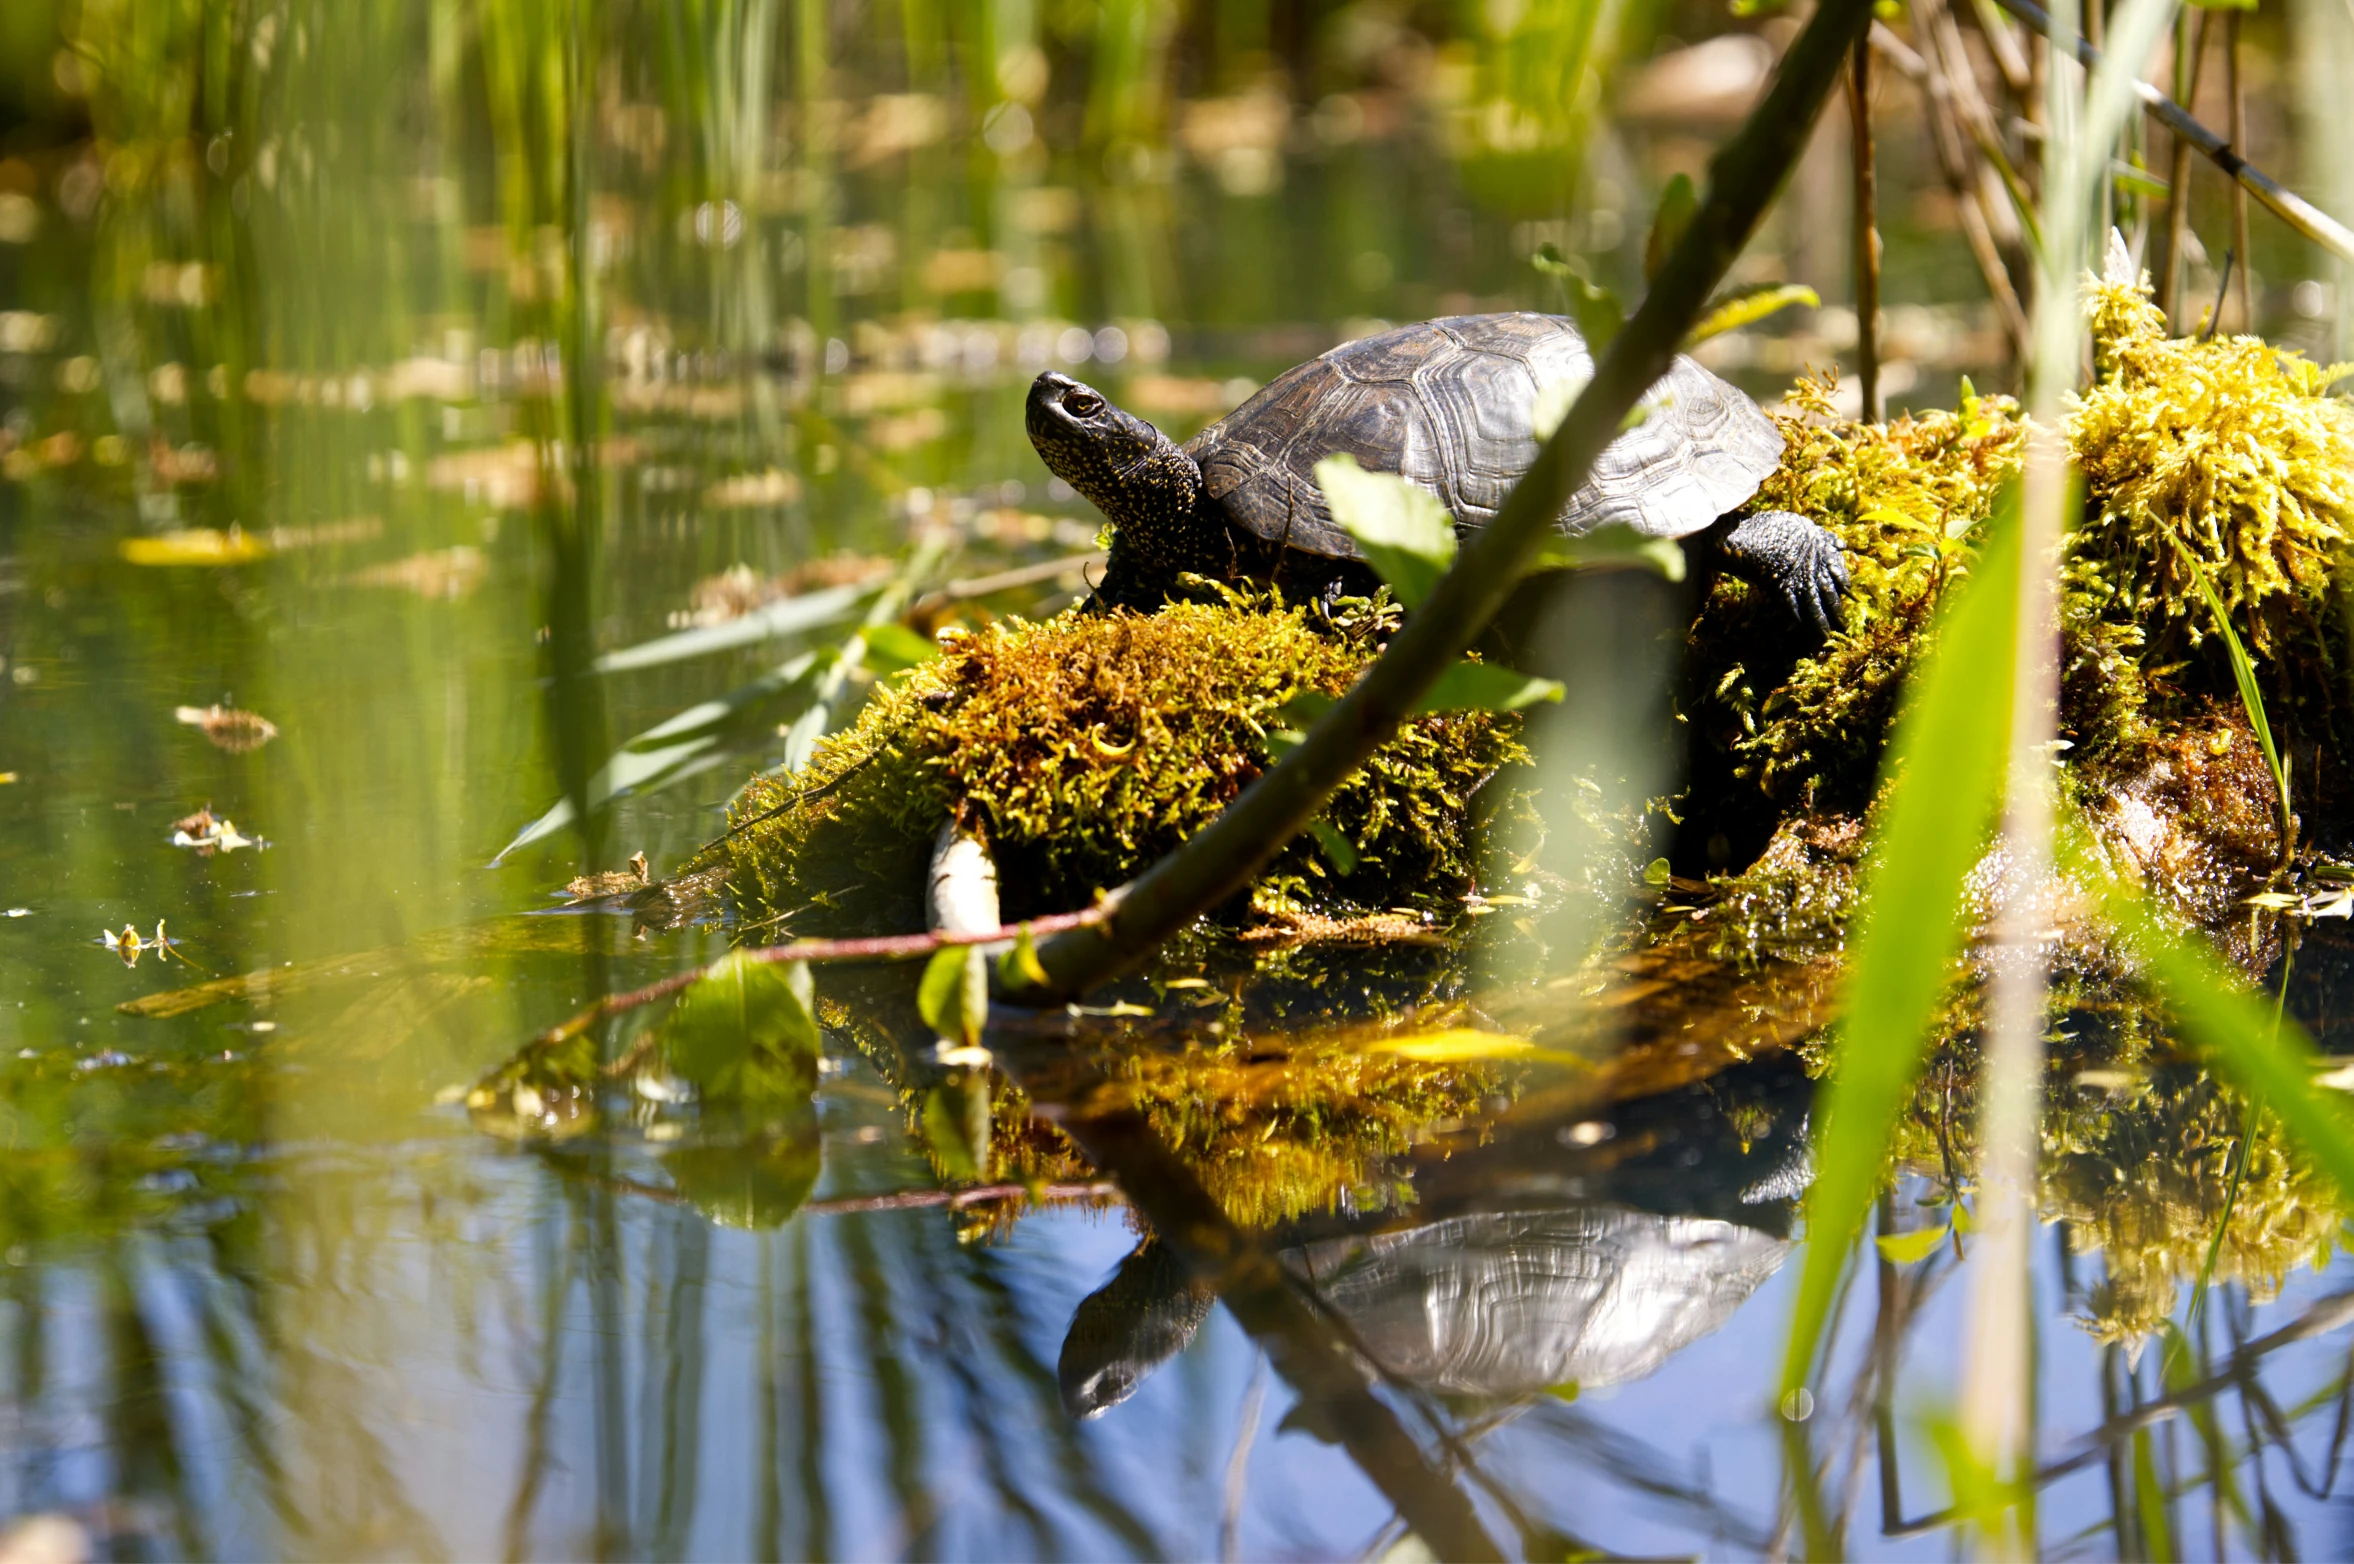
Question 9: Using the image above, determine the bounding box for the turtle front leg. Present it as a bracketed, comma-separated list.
[1710, 510, 1850, 642]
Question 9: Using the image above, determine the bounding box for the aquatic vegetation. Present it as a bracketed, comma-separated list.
[713, 600, 1528, 934]
[1879, 1036, 2344, 1346]
[2047, 1066, 2343, 1344]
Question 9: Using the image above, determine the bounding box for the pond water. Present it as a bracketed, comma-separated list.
[6, 3, 2354, 1558]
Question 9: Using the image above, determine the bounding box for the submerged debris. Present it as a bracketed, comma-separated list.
[168, 806, 261, 855]
[563, 850, 651, 903]
[173, 703, 279, 753]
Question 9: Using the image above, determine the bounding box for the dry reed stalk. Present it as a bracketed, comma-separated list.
[1851, 31, 1883, 419]
[2228, 8, 2254, 330]
[2158, 9, 2215, 322]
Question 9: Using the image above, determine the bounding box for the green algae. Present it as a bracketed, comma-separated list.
[711, 599, 1528, 934]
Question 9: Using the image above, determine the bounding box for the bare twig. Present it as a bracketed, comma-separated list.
[1892, 2, 2031, 350]
[526, 906, 1111, 1053]
[1996, 0, 2354, 265]
[1888, 1289, 2354, 1537]
[1968, 0, 2038, 95]
[1004, 0, 1882, 1003]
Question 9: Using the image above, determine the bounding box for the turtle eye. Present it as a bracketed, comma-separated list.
[1064, 390, 1104, 418]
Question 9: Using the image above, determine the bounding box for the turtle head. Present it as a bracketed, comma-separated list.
[1027, 371, 1204, 558]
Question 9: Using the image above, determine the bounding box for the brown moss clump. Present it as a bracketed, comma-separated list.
[2072, 266, 2354, 656]
[713, 601, 1527, 934]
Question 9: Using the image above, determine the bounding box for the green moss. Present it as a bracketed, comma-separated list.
[1685, 375, 2027, 824]
[711, 600, 1529, 934]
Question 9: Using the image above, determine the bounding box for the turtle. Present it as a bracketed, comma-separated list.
[1024, 311, 1848, 638]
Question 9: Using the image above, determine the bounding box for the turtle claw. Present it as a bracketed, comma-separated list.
[1720, 510, 1849, 646]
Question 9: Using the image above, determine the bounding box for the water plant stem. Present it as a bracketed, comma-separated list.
[1851, 30, 1882, 421]
[1976, 0, 2183, 1543]
[1995, 0, 2354, 265]
[1002, 0, 1881, 1004]
[2227, 8, 2254, 330]
[2157, 8, 2214, 324]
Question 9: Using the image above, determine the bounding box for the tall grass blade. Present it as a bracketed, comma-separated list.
[1780, 495, 2021, 1395]
[2171, 538, 2293, 847]
[593, 581, 883, 675]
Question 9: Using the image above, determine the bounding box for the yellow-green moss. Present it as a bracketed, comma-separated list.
[2073, 268, 2354, 655]
[712, 601, 1528, 934]
[921, 1031, 1503, 1229]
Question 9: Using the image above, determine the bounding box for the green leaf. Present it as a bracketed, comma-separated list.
[665, 952, 821, 1103]
[1312, 454, 1457, 609]
[1685, 283, 1821, 347]
[860, 621, 940, 673]
[918, 944, 988, 1048]
[495, 650, 828, 862]
[1783, 493, 2021, 1396]
[1644, 174, 1699, 283]
[1532, 244, 1625, 351]
[1308, 819, 1359, 874]
[1526, 523, 1689, 583]
[1643, 856, 1672, 887]
[1564, 273, 1625, 354]
[1873, 1224, 1951, 1265]
[922, 1076, 990, 1181]
[1412, 658, 1566, 714]
[996, 924, 1051, 988]
[660, 1114, 822, 1229]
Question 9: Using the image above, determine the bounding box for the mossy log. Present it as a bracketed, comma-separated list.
[706, 600, 1527, 938]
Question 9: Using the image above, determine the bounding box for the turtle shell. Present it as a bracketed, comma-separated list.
[1184, 312, 1783, 562]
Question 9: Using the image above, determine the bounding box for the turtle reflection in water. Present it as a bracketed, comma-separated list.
[1026, 313, 1849, 637]
[1059, 1061, 1814, 1419]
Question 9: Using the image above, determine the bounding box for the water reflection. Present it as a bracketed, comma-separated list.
[6, 0, 2354, 1553]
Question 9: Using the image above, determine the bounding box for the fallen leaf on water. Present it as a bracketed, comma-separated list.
[702, 468, 802, 510]
[175, 704, 279, 753]
[345, 545, 486, 599]
[122, 527, 270, 566]
[99, 920, 194, 968]
[563, 850, 651, 903]
[169, 806, 262, 856]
